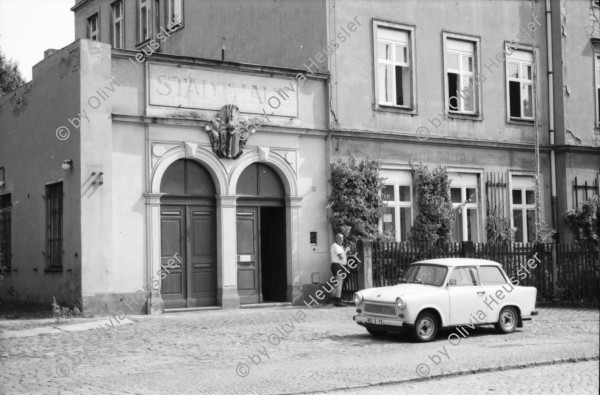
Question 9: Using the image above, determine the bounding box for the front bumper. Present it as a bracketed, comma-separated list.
[354, 315, 413, 330]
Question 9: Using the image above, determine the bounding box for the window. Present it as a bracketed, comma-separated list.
[375, 25, 414, 108]
[479, 266, 507, 285]
[449, 267, 479, 286]
[444, 35, 480, 115]
[449, 173, 480, 242]
[111, 1, 124, 48]
[451, 186, 479, 242]
[595, 53, 600, 127]
[46, 183, 63, 269]
[167, 0, 183, 28]
[87, 14, 99, 41]
[507, 48, 534, 121]
[511, 176, 536, 243]
[139, 0, 152, 43]
[0, 194, 11, 271]
[380, 170, 413, 242]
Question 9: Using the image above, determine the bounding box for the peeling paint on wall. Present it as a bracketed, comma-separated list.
[59, 49, 80, 80]
[565, 129, 583, 145]
[9, 83, 32, 117]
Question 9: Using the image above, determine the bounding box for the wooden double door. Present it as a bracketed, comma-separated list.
[160, 203, 217, 308]
[237, 206, 287, 304]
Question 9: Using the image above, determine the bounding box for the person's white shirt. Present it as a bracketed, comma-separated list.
[330, 242, 347, 265]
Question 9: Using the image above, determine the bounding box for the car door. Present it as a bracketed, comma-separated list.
[478, 265, 514, 324]
[447, 266, 486, 326]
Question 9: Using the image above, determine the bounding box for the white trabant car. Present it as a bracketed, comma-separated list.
[353, 258, 538, 342]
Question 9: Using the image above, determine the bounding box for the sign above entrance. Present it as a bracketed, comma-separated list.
[206, 105, 255, 159]
[147, 63, 299, 117]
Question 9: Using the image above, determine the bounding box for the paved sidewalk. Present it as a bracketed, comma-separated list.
[325, 360, 600, 395]
[0, 306, 598, 394]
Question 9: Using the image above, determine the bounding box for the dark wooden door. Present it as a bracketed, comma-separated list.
[160, 206, 186, 308]
[260, 207, 287, 302]
[188, 206, 217, 306]
[237, 207, 260, 304]
[161, 204, 216, 308]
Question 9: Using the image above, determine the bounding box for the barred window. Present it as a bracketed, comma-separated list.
[0, 194, 11, 271]
[46, 183, 63, 269]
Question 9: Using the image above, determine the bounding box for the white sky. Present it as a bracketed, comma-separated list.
[0, 0, 75, 82]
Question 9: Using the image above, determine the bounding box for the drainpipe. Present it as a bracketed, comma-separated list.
[545, 0, 558, 236]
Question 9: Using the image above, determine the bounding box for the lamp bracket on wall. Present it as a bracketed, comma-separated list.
[92, 172, 104, 185]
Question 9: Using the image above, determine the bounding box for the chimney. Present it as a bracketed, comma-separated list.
[44, 49, 59, 59]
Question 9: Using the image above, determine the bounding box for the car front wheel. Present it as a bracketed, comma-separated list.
[411, 312, 438, 342]
[495, 306, 518, 334]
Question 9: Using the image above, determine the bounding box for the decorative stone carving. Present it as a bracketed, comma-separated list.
[205, 104, 255, 159]
[258, 147, 270, 161]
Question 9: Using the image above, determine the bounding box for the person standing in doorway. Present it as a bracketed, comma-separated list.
[330, 233, 350, 307]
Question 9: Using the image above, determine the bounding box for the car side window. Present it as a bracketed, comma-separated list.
[479, 266, 507, 285]
[449, 267, 478, 286]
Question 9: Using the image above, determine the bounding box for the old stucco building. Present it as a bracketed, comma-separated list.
[0, 0, 598, 314]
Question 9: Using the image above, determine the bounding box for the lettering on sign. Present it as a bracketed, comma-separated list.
[148, 63, 299, 117]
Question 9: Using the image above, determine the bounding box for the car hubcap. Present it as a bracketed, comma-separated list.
[418, 317, 434, 338]
[501, 310, 515, 329]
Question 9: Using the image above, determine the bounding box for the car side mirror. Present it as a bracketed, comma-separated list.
[448, 279, 457, 286]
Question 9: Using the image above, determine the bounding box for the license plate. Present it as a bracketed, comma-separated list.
[367, 318, 383, 325]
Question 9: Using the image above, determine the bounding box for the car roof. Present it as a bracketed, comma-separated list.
[411, 258, 502, 267]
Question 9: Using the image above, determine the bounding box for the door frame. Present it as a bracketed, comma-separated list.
[160, 196, 217, 308]
[236, 198, 286, 305]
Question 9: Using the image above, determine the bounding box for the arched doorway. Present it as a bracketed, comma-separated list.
[236, 163, 287, 304]
[160, 159, 217, 308]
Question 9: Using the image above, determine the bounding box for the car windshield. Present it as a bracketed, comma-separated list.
[401, 264, 448, 287]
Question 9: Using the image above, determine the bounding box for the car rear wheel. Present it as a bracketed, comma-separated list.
[367, 328, 387, 337]
[411, 312, 438, 342]
[495, 306, 518, 334]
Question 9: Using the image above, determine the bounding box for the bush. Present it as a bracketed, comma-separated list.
[409, 162, 455, 244]
[328, 158, 386, 246]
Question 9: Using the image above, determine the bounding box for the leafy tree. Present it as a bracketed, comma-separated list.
[0, 47, 25, 97]
[409, 162, 455, 244]
[328, 158, 386, 246]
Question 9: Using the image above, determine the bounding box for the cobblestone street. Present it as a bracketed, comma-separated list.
[0, 306, 598, 394]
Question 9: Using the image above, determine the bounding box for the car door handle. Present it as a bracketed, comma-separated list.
[477, 291, 486, 295]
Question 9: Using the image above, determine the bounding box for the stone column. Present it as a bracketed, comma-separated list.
[145, 193, 165, 315]
[217, 195, 240, 308]
[286, 196, 303, 303]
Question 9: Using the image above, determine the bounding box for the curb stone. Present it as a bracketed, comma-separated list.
[290, 355, 600, 395]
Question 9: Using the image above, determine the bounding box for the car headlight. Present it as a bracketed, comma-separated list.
[395, 296, 406, 310]
[353, 292, 363, 306]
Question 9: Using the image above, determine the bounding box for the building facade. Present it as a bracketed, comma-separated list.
[0, 0, 598, 314]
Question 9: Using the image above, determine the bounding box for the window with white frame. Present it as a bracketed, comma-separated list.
[111, 1, 124, 48]
[139, 0, 151, 42]
[595, 52, 600, 127]
[449, 173, 480, 242]
[507, 49, 534, 120]
[167, 0, 183, 27]
[380, 171, 413, 242]
[376, 26, 413, 108]
[445, 37, 478, 114]
[87, 14, 99, 41]
[511, 176, 536, 243]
